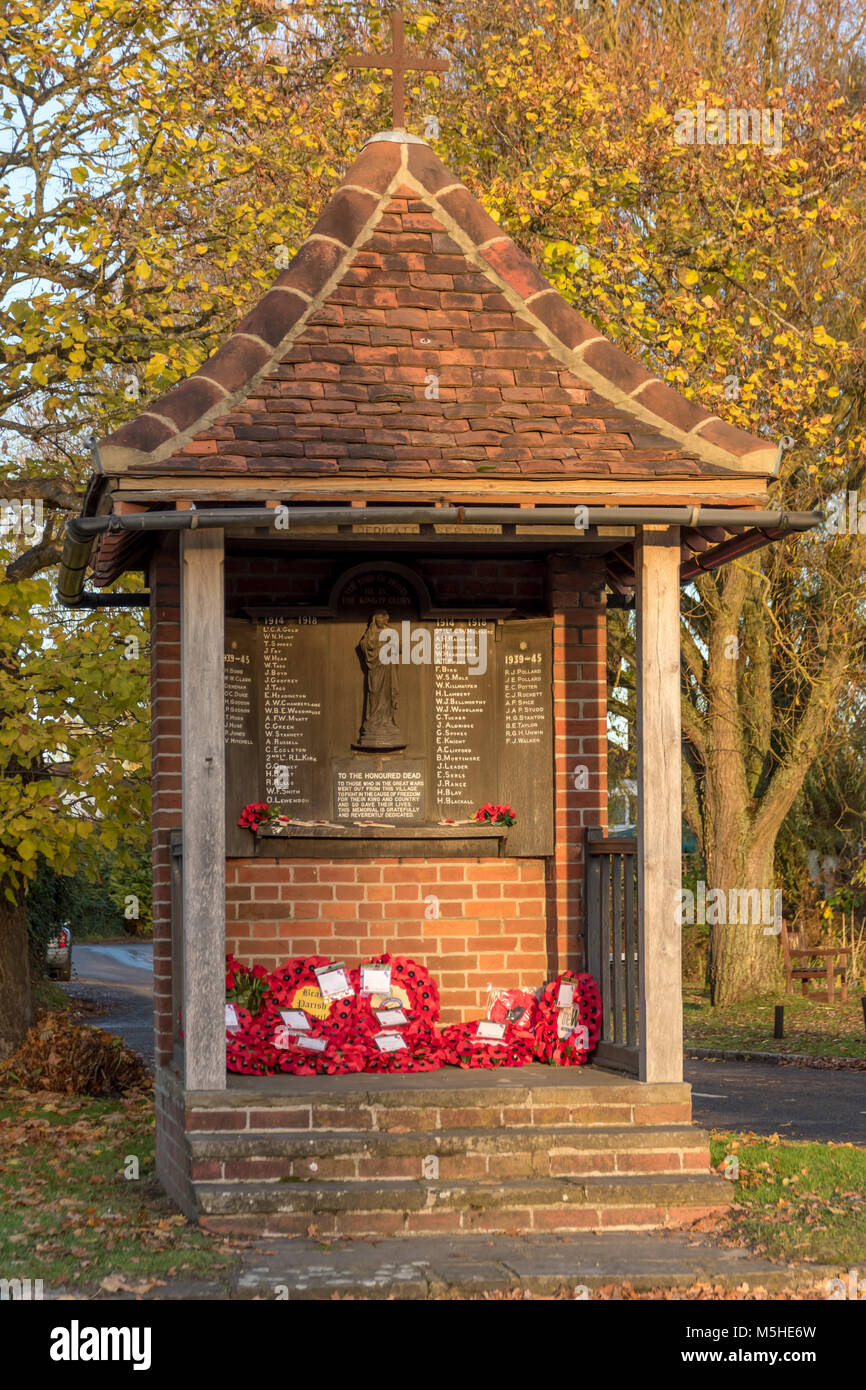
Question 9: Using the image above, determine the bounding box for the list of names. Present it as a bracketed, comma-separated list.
[434, 664, 488, 808]
[262, 625, 321, 806]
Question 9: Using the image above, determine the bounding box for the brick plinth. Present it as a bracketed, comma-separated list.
[154, 1068, 726, 1238]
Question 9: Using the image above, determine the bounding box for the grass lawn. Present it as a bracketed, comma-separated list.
[0, 1085, 234, 1292]
[710, 1130, 866, 1267]
[684, 985, 866, 1058]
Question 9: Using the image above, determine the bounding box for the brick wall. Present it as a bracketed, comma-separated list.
[225, 553, 546, 613]
[547, 552, 608, 975]
[154, 1070, 196, 1218]
[149, 541, 607, 1040]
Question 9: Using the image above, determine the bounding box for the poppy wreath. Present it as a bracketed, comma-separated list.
[349, 953, 444, 1072]
[359, 1035, 445, 1075]
[226, 1012, 367, 1077]
[273, 1035, 368, 1077]
[533, 970, 603, 1066]
[266, 955, 358, 1042]
[440, 1021, 534, 1069]
[349, 953, 440, 1040]
[226, 1005, 276, 1075]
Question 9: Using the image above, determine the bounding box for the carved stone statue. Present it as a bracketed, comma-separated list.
[355, 610, 406, 750]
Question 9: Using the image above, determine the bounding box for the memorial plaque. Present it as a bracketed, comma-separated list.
[224, 619, 260, 857]
[224, 591, 554, 855]
[333, 758, 426, 822]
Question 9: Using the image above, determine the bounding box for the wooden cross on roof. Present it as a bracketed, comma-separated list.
[347, 6, 448, 130]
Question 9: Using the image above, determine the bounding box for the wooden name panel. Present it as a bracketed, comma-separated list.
[224, 615, 553, 857]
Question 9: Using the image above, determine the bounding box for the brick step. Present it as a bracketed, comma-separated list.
[186, 1078, 693, 1134]
[195, 1172, 730, 1237]
[188, 1124, 711, 1182]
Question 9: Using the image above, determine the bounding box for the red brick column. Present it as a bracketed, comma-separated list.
[149, 535, 182, 1066]
[546, 552, 608, 975]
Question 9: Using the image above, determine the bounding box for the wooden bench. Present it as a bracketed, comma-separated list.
[780, 922, 850, 1003]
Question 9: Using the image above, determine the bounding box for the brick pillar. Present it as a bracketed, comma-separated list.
[150, 536, 182, 1066]
[547, 552, 608, 976]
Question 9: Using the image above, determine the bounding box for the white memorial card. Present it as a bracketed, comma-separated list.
[280, 1009, 311, 1031]
[375, 1008, 408, 1027]
[225, 1004, 239, 1030]
[557, 1006, 579, 1040]
[373, 1031, 407, 1053]
[296, 1035, 328, 1053]
[475, 1020, 507, 1041]
[361, 963, 392, 995]
[314, 962, 353, 1000]
[556, 980, 575, 1009]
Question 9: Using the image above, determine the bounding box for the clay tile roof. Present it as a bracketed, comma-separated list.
[98, 132, 778, 484]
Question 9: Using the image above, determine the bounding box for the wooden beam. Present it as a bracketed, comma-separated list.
[109, 475, 772, 504]
[181, 528, 226, 1091]
[635, 524, 683, 1084]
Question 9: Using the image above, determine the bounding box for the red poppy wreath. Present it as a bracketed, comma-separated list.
[348, 954, 444, 1072]
[440, 1020, 534, 1069]
[533, 970, 602, 1066]
[266, 955, 358, 1041]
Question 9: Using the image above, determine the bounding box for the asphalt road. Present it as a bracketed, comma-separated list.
[60, 948, 866, 1140]
[687, 1057, 866, 1143]
[64, 942, 155, 1070]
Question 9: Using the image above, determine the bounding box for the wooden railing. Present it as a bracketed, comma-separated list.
[585, 829, 639, 1075]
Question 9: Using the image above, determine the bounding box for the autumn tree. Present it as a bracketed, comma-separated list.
[4, 0, 866, 1045]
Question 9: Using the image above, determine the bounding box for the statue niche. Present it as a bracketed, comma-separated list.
[354, 610, 406, 750]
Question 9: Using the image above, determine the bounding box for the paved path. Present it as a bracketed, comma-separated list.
[686, 1058, 866, 1143]
[46, 1231, 829, 1300]
[229, 1231, 835, 1299]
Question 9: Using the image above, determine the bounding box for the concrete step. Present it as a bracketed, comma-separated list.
[195, 1171, 730, 1237]
[186, 1076, 694, 1134]
[188, 1124, 712, 1182]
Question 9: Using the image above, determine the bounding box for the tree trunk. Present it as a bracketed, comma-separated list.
[707, 835, 782, 1004]
[0, 883, 33, 1058]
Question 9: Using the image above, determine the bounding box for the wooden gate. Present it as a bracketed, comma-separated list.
[585, 829, 639, 1075]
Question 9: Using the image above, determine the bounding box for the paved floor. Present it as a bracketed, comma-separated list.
[223, 1059, 647, 1096]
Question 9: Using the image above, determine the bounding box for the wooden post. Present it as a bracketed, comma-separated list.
[774, 1004, 785, 1039]
[635, 525, 683, 1084]
[181, 528, 226, 1091]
